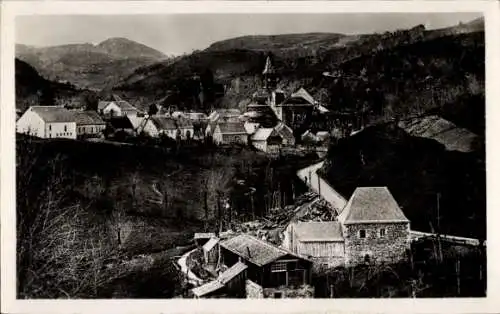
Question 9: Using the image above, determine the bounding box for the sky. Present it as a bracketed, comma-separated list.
[16, 13, 482, 56]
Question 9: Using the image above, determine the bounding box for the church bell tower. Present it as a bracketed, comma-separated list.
[262, 55, 278, 91]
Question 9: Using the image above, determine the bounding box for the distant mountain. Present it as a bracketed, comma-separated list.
[15, 38, 170, 90]
[15, 58, 90, 111]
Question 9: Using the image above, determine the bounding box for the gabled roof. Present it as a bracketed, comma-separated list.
[31, 106, 75, 123]
[73, 111, 106, 125]
[176, 118, 194, 129]
[274, 122, 294, 141]
[280, 88, 315, 107]
[338, 187, 409, 224]
[294, 221, 344, 242]
[191, 280, 224, 298]
[217, 261, 247, 285]
[251, 128, 275, 141]
[220, 234, 309, 266]
[108, 116, 134, 130]
[99, 99, 138, 112]
[151, 116, 177, 130]
[98, 101, 111, 110]
[217, 122, 247, 134]
[203, 237, 219, 252]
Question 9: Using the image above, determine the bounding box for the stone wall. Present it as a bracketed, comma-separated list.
[263, 285, 315, 298]
[245, 280, 264, 298]
[344, 222, 410, 266]
[310, 256, 345, 273]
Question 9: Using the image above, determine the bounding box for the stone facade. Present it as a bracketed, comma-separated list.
[310, 256, 345, 272]
[343, 222, 410, 265]
[263, 285, 315, 298]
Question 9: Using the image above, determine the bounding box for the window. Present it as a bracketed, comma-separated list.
[49, 125, 52, 131]
[379, 228, 386, 237]
[359, 229, 366, 239]
[271, 262, 287, 272]
[64, 125, 67, 132]
[273, 292, 283, 298]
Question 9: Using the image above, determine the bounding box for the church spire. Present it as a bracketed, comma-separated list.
[262, 55, 278, 90]
[262, 55, 275, 75]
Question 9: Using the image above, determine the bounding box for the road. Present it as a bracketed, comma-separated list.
[296, 161, 347, 213]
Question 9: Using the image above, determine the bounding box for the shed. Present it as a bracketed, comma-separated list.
[203, 237, 220, 266]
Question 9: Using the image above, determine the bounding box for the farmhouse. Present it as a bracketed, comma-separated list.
[73, 111, 106, 138]
[150, 116, 178, 139]
[283, 187, 410, 268]
[176, 117, 195, 140]
[16, 106, 77, 139]
[212, 122, 248, 145]
[220, 234, 314, 298]
[250, 128, 283, 154]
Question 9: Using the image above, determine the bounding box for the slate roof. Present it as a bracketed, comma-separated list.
[151, 116, 177, 130]
[294, 221, 344, 242]
[338, 187, 409, 224]
[191, 280, 224, 298]
[274, 122, 294, 141]
[217, 261, 247, 285]
[108, 116, 134, 130]
[195, 232, 216, 240]
[280, 88, 315, 107]
[30, 106, 75, 123]
[73, 111, 106, 125]
[251, 128, 275, 141]
[203, 237, 219, 252]
[220, 234, 308, 266]
[217, 122, 247, 134]
[176, 118, 194, 129]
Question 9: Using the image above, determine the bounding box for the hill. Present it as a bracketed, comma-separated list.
[15, 38, 170, 90]
[318, 123, 485, 240]
[112, 19, 484, 127]
[15, 58, 87, 111]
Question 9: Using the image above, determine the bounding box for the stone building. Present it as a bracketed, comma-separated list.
[338, 187, 411, 265]
[283, 187, 410, 269]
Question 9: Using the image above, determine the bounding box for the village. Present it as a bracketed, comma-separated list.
[15, 56, 486, 299]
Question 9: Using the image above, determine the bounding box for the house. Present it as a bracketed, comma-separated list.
[273, 88, 315, 133]
[250, 128, 283, 154]
[282, 187, 410, 269]
[301, 130, 319, 144]
[274, 122, 295, 146]
[194, 232, 216, 247]
[212, 122, 248, 145]
[98, 98, 140, 118]
[16, 106, 77, 139]
[283, 221, 345, 271]
[203, 237, 220, 266]
[150, 116, 178, 139]
[73, 111, 106, 139]
[219, 234, 314, 298]
[208, 109, 242, 123]
[244, 121, 260, 135]
[175, 117, 195, 140]
[107, 116, 135, 135]
[338, 187, 410, 265]
[192, 261, 248, 298]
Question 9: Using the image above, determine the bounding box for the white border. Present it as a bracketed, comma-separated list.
[2, 1, 500, 314]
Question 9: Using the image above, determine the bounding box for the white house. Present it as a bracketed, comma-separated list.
[150, 116, 179, 139]
[16, 106, 77, 139]
[212, 121, 248, 145]
[98, 99, 140, 117]
[250, 128, 282, 153]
